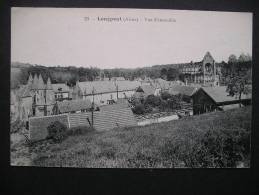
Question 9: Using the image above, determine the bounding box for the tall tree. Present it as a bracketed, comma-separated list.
[228, 54, 238, 64]
[226, 70, 251, 107]
[167, 68, 179, 81]
[160, 68, 167, 80]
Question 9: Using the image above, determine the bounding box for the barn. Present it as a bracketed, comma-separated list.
[191, 86, 252, 115]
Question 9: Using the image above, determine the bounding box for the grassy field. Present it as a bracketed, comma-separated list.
[30, 106, 251, 168]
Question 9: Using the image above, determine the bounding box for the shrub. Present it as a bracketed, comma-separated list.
[159, 100, 169, 112]
[144, 95, 161, 107]
[67, 126, 94, 136]
[132, 104, 145, 115]
[168, 95, 182, 110]
[144, 104, 153, 113]
[47, 121, 68, 143]
[161, 91, 171, 100]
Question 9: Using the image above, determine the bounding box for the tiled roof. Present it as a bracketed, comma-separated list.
[201, 86, 252, 104]
[78, 81, 141, 95]
[168, 84, 198, 96]
[152, 78, 171, 89]
[46, 77, 53, 90]
[203, 51, 214, 62]
[116, 81, 141, 91]
[79, 81, 117, 95]
[56, 99, 92, 113]
[99, 101, 130, 111]
[94, 102, 137, 131]
[136, 85, 155, 96]
[31, 74, 39, 90]
[37, 74, 45, 89]
[52, 83, 69, 92]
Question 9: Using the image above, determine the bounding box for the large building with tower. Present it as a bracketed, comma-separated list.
[178, 52, 220, 86]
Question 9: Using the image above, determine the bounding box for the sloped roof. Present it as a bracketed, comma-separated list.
[31, 74, 39, 90]
[152, 78, 171, 89]
[79, 81, 117, 95]
[168, 85, 198, 96]
[200, 86, 252, 103]
[46, 77, 53, 90]
[136, 85, 155, 96]
[116, 81, 141, 91]
[99, 101, 130, 111]
[94, 103, 137, 131]
[37, 74, 45, 89]
[203, 51, 214, 62]
[56, 99, 92, 113]
[27, 74, 33, 85]
[52, 83, 69, 92]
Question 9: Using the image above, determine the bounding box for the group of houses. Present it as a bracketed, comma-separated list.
[10, 74, 180, 123]
[10, 52, 252, 129]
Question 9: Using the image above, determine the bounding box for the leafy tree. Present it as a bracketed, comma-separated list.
[47, 121, 68, 143]
[226, 70, 251, 107]
[160, 68, 168, 80]
[144, 95, 161, 107]
[228, 54, 238, 64]
[67, 75, 78, 87]
[167, 68, 179, 81]
[238, 53, 252, 62]
[168, 95, 182, 110]
[159, 99, 169, 112]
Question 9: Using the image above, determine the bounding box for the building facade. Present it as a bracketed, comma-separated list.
[179, 52, 220, 86]
[13, 74, 55, 122]
[72, 80, 142, 106]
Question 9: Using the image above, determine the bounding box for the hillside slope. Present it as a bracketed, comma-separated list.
[31, 106, 251, 168]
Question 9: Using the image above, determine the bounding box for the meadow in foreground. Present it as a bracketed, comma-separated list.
[31, 106, 251, 168]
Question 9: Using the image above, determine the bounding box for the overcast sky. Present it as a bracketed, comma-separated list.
[11, 8, 252, 69]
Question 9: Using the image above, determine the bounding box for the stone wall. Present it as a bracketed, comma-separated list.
[29, 114, 69, 141]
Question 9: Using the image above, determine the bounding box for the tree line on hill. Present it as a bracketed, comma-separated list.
[11, 53, 252, 89]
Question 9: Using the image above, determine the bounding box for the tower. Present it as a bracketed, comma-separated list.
[27, 73, 33, 86]
[202, 51, 215, 85]
[37, 74, 45, 105]
[45, 77, 54, 104]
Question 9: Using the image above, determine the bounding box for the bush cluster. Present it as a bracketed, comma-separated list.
[47, 121, 95, 143]
[132, 93, 184, 114]
[47, 121, 68, 143]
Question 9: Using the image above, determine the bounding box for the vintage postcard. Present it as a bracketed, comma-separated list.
[10, 8, 252, 168]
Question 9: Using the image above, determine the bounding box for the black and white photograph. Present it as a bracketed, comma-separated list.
[10, 7, 252, 168]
